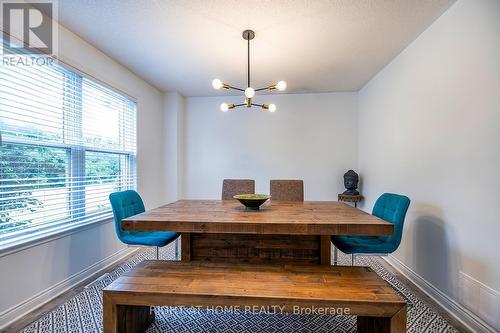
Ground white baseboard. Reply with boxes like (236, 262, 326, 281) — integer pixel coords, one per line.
(0, 247, 138, 329)
(384, 255, 497, 333)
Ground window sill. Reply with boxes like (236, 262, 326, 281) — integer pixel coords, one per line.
(0, 217, 114, 258)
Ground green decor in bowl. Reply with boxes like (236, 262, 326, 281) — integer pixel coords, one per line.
(233, 194, 271, 210)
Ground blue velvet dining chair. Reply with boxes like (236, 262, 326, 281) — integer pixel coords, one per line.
(109, 190, 179, 260)
(332, 193, 410, 265)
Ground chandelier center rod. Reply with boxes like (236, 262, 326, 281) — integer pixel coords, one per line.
(242, 30, 255, 88)
(248, 37, 250, 88)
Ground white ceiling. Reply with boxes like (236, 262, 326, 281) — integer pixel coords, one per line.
(54, 0, 454, 96)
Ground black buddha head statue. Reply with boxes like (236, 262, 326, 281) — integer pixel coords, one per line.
(343, 170, 359, 195)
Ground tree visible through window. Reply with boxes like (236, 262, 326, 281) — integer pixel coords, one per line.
(0, 144, 67, 235)
(0, 57, 137, 248)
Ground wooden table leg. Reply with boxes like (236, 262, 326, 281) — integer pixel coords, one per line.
(103, 293, 155, 333)
(117, 305, 155, 333)
(320, 235, 332, 265)
(357, 305, 407, 333)
(103, 293, 117, 333)
(181, 232, 191, 262)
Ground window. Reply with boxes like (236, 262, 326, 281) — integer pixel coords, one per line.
(0, 56, 137, 249)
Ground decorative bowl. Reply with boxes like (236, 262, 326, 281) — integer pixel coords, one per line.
(233, 194, 271, 210)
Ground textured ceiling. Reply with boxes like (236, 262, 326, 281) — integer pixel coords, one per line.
(54, 0, 454, 96)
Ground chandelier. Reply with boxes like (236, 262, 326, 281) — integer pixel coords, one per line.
(212, 30, 287, 112)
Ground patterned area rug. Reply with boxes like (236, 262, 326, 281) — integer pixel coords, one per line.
(20, 243, 459, 333)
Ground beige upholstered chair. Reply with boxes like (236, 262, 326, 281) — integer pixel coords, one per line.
(269, 180, 304, 201)
(222, 179, 255, 200)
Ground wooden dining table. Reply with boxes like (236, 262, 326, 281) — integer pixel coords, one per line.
(107, 200, 405, 333)
(122, 200, 393, 265)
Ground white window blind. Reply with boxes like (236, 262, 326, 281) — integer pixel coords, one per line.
(0, 54, 137, 248)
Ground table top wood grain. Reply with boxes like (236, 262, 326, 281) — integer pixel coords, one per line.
(122, 200, 393, 236)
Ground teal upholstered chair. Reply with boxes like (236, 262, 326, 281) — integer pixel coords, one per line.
(109, 190, 179, 259)
(332, 193, 410, 265)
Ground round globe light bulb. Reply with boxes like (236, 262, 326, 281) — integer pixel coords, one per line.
(245, 87, 255, 98)
(220, 103, 229, 112)
(268, 104, 277, 112)
(276, 81, 287, 91)
(212, 79, 223, 90)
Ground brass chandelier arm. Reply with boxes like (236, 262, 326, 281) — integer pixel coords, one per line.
(228, 103, 266, 109)
(254, 86, 271, 92)
(255, 83, 279, 92)
(229, 84, 278, 92)
(251, 103, 268, 109)
(224, 85, 245, 92)
(228, 84, 277, 93)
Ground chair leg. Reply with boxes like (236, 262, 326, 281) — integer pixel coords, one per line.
(156, 246, 159, 260)
(351, 254, 355, 266)
(333, 246, 338, 266)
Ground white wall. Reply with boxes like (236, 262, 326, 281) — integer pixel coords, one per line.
(183, 93, 357, 200)
(358, 0, 500, 329)
(163, 92, 185, 203)
(0, 24, 166, 327)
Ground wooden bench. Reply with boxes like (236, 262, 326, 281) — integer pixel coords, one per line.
(103, 261, 407, 333)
